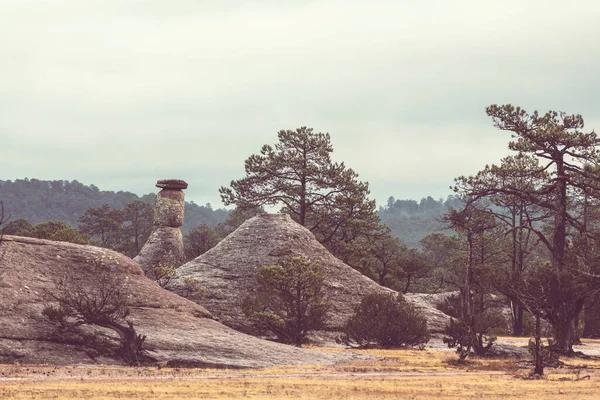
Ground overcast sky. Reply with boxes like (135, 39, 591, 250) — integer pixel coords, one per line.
(1, 1, 599, 208)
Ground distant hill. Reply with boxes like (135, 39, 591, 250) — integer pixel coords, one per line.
(377, 195, 462, 247)
(0, 178, 458, 245)
(0, 178, 228, 233)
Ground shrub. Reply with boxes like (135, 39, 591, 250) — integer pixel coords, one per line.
(522, 311, 535, 336)
(43, 255, 153, 365)
(436, 293, 461, 319)
(443, 310, 506, 360)
(242, 257, 330, 346)
(182, 277, 205, 300)
(343, 292, 429, 348)
(150, 265, 177, 288)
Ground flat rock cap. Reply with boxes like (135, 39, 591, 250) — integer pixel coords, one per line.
(156, 179, 188, 190)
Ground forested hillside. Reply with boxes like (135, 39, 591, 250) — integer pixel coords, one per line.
(0, 179, 228, 232)
(377, 195, 462, 247)
(0, 178, 457, 246)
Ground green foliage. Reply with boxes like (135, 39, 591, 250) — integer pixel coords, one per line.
(453, 104, 600, 352)
(183, 201, 229, 232)
(522, 311, 535, 337)
(150, 265, 178, 289)
(443, 318, 477, 361)
(378, 195, 462, 247)
(440, 293, 507, 359)
(346, 235, 432, 293)
(22, 221, 90, 244)
(42, 304, 69, 326)
(475, 309, 509, 336)
(343, 292, 429, 348)
(183, 224, 220, 261)
(3, 218, 32, 235)
(77, 201, 152, 256)
(43, 256, 153, 365)
(182, 277, 205, 301)
(4, 201, 152, 251)
(0, 202, 90, 245)
(0, 178, 227, 233)
(122, 201, 154, 256)
(419, 233, 465, 292)
(513, 262, 594, 350)
(213, 205, 263, 238)
(398, 248, 433, 293)
(219, 127, 381, 267)
(78, 204, 124, 247)
(443, 310, 507, 360)
(436, 294, 462, 319)
(242, 257, 330, 346)
(527, 336, 558, 371)
(182, 206, 263, 261)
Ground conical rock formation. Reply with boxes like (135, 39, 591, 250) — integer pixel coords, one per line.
(170, 213, 450, 333)
(0, 235, 360, 367)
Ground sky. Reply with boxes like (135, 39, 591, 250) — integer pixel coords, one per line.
(1, 1, 599, 209)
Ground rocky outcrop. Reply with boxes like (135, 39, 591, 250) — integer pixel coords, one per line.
(0, 235, 359, 367)
(170, 213, 450, 334)
(134, 179, 187, 271)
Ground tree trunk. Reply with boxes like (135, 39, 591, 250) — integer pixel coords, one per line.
(134, 227, 140, 253)
(403, 275, 412, 294)
(103, 321, 149, 366)
(299, 147, 307, 226)
(511, 303, 523, 336)
(573, 311, 583, 345)
(553, 316, 575, 355)
(553, 160, 567, 271)
(462, 233, 473, 321)
(533, 315, 544, 376)
(584, 293, 600, 338)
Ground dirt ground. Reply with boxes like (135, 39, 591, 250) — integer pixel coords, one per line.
(1, 337, 600, 399)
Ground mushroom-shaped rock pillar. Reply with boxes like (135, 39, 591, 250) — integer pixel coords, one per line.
(134, 179, 188, 273)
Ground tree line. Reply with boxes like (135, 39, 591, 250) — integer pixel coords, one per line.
(440, 106, 600, 361)
(0, 178, 228, 232)
(217, 112, 600, 373)
(1, 198, 261, 262)
(5, 107, 600, 373)
(378, 195, 463, 247)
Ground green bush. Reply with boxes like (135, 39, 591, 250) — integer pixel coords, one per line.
(242, 257, 330, 346)
(343, 292, 429, 348)
(436, 293, 461, 319)
(443, 310, 506, 359)
(522, 311, 535, 336)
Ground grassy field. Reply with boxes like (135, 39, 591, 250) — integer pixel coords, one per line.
(1, 339, 600, 399)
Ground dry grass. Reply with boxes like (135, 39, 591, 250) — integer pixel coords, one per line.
(2, 341, 600, 399)
(3, 375, 600, 400)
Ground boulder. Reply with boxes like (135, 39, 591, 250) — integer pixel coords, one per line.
(156, 179, 189, 190)
(0, 235, 358, 367)
(134, 179, 187, 270)
(170, 213, 450, 334)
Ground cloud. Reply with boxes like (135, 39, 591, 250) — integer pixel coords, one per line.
(1, 0, 599, 207)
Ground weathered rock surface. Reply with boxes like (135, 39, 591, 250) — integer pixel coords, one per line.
(0, 235, 360, 367)
(134, 227, 185, 271)
(156, 179, 189, 190)
(170, 213, 451, 334)
(403, 292, 457, 332)
(153, 190, 185, 228)
(134, 180, 187, 270)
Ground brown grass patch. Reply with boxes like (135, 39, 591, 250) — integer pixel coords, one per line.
(1, 344, 600, 399)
